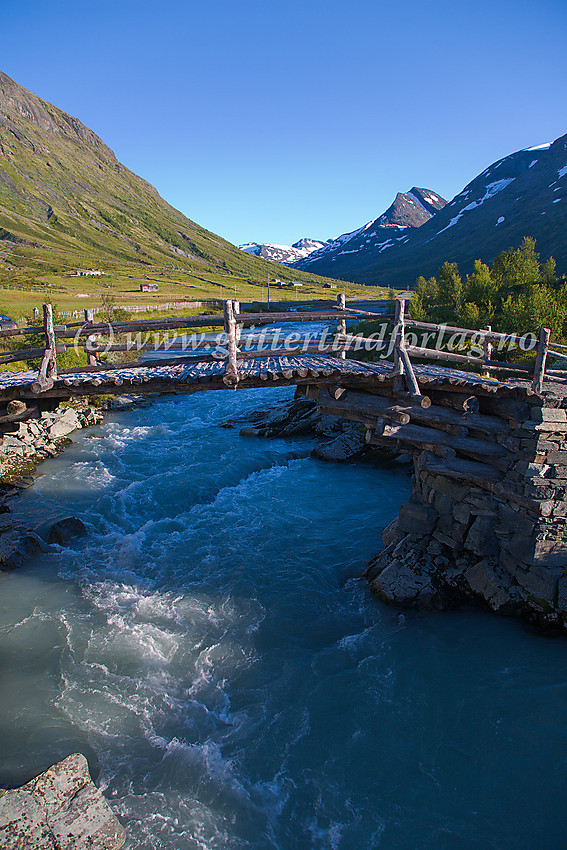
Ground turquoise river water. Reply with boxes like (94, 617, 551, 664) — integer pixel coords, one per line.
(1, 386, 567, 849)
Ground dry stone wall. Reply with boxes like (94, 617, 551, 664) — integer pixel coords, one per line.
(366, 391, 567, 628)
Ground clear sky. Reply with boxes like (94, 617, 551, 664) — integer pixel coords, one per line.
(3, 0, 566, 247)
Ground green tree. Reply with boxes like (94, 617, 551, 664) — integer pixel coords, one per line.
(438, 262, 463, 310)
(460, 301, 481, 329)
(465, 261, 496, 307)
(492, 236, 541, 290)
(408, 294, 426, 320)
(541, 256, 557, 283)
(415, 275, 439, 304)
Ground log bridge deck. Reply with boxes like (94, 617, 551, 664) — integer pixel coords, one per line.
(0, 294, 563, 493)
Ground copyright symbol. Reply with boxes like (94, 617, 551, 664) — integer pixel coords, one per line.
(73, 322, 115, 357)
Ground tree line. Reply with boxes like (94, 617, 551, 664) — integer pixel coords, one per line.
(407, 237, 564, 339)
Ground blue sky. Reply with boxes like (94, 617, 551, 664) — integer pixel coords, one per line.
(3, 0, 566, 246)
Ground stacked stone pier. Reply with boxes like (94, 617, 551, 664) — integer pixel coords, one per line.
(309, 377, 567, 628)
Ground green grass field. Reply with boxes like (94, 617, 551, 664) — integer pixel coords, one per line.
(0, 262, 392, 322)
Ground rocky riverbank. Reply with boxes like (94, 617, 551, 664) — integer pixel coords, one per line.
(0, 393, 162, 568)
(0, 399, 106, 568)
(223, 394, 408, 465)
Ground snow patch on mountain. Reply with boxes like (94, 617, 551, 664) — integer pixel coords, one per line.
(526, 142, 552, 151)
(434, 178, 515, 237)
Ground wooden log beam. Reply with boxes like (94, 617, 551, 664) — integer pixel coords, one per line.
(404, 318, 529, 346)
(406, 344, 532, 373)
(234, 310, 350, 326)
(43, 304, 58, 381)
(395, 391, 431, 408)
(428, 391, 479, 413)
(56, 314, 227, 338)
(86, 342, 225, 353)
(84, 309, 97, 366)
(398, 345, 422, 398)
(336, 294, 347, 360)
(377, 421, 507, 462)
(30, 348, 55, 394)
(318, 389, 411, 426)
(0, 344, 66, 365)
(392, 298, 405, 381)
(479, 397, 531, 422)
(482, 325, 493, 379)
(332, 386, 347, 400)
(366, 429, 457, 459)
(0, 402, 39, 424)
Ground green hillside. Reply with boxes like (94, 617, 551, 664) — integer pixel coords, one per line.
(0, 70, 379, 316)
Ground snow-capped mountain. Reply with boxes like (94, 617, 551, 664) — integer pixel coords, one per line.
(294, 137, 567, 285)
(239, 238, 328, 265)
(295, 188, 446, 274)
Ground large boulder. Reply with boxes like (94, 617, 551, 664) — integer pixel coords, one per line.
(48, 408, 81, 439)
(33, 515, 87, 545)
(0, 753, 126, 849)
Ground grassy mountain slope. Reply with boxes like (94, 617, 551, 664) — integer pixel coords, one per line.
(0, 70, 363, 314)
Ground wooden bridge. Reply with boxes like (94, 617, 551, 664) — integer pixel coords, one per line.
(0, 296, 559, 400)
(0, 294, 563, 481)
(3, 295, 567, 623)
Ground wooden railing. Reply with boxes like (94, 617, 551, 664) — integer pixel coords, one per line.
(0, 297, 353, 392)
(0, 296, 557, 395)
(389, 298, 552, 395)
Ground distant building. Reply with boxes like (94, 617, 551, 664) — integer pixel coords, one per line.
(289, 281, 303, 288)
(323, 283, 337, 289)
(140, 282, 159, 292)
(0, 315, 17, 330)
(76, 269, 103, 276)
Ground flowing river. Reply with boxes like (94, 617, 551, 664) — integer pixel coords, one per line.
(1, 385, 567, 849)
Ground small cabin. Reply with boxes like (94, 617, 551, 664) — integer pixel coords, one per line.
(140, 283, 159, 293)
(76, 269, 102, 276)
(289, 281, 303, 288)
(323, 283, 337, 289)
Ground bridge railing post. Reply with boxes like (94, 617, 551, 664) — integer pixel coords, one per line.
(392, 298, 405, 377)
(335, 293, 347, 360)
(43, 303, 57, 381)
(532, 327, 551, 394)
(84, 308, 98, 366)
(482, 325, 492, 379)
(30, 303, 58, 393)
(233, 300, 242, 348)
(223, 299, 239, 386)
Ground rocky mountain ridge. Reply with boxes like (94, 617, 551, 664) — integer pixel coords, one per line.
(293, 138, 567, 285)
(239, 237, 328, 264)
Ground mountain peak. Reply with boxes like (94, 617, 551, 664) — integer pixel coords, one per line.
(294, 187, 447, 271)
(375, 188, 447, 229)
(0, 69, 115, 159)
